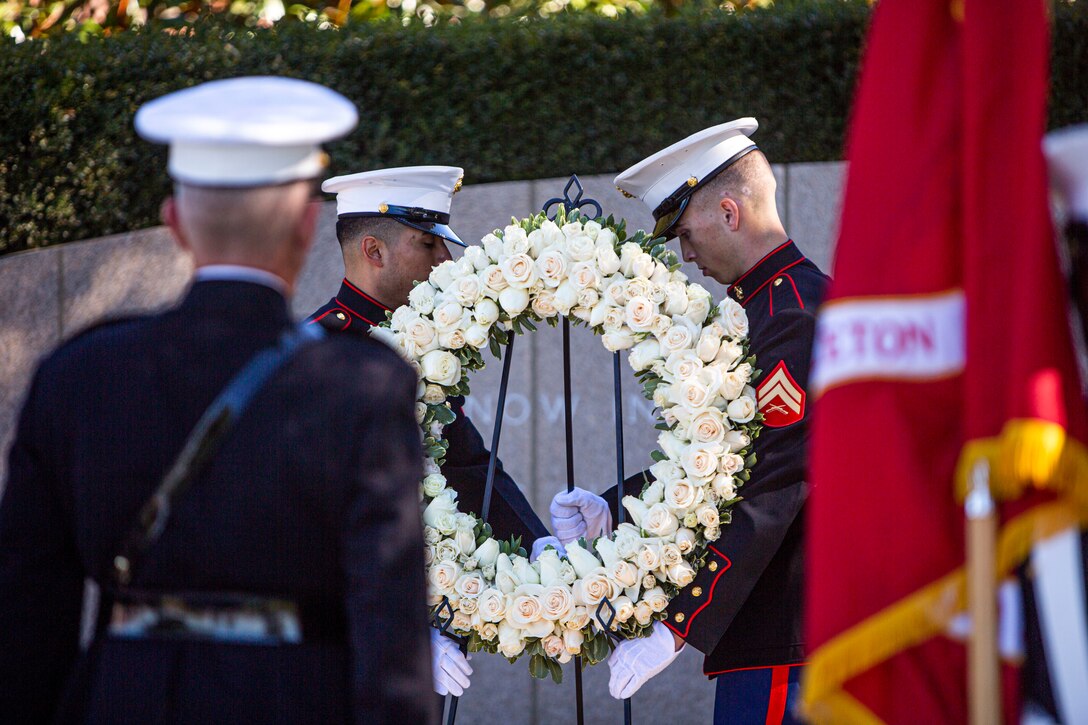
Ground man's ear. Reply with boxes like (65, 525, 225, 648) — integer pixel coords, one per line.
(362, 234, 385, 268)
(161, 197, 190, 253)
(719, 197, 741, 232)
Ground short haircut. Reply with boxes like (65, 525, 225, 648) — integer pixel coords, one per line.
(174, 179, 311, 254)
(335, 216, 406, 249)
(700, 149, 774, 212)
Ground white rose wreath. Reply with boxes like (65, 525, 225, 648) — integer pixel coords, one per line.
(371, 208, 762, 682)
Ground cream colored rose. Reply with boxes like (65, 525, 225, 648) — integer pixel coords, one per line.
(501, 253, 538, 289)
(648, 314, 672, 341)
(628, 338, 661, 373)
(436, 539, 461, 562)
(665, 349, 703, 381)
(497, 622, 526, 657)
(637, 544, 662, 571)
(660, 543, 682, 567)
(478, 588, 507, 623)
(609, 559, 639, 589)
(644, 586, 668, 613)
(632, 253, 656, 279)
(601, 306, 626, 331)
(696, 503, 720, 528)
(626, 277, 652, 300)
(659, 321, 694, 356)
(722, 430, 751, 453)
(481, 233, 503, 262)
(430, 561, 461, 594)
(712, 474, 737, 500)
(566, 233, 596, 262)
(570, 261, 601, 290)
(602, 330, 636, 352)
(432, 300, 463, 331)
(719, 452, 745, 475)
(652, 384, 671, 409)
(402, 316, 438, 355)
(456, 573, 485, 599)
(682, 443, 722, 482)
(459, 596, 479, 616)
(554, 281, 578, 314)
(664, 478, 700, 510)
(531, 289, 559, 318)
(634, 601, 654, 626)
(663, 281, 689, 315)
(423, 545, 436, 566)
(604, 276, 629, 306)
(573, 570, 614, 606)
(464, 323, 489, 349)
(451, 275, 483, 307)
(499, 286, 530, 315)
(648, 460, 683, 486)
(541, 584, 574, 621)
(562, 627, 585, 655)
(667, 561, 696, 587)
(438, 328, 466, 350)
(422, 383, 445, 405)
(415, 402, 428, 425)
(576, 288, 599, 310)
(420, 350, 461, 387)
(727, 396, 757, 423)
(536, 249, 570, 288)
(481, 266, 509, 298)
(717, 297, 749, 338)
(429, 262, 455, 291)
(542, 634, 565, 659)
(596, 245, 621, 275)
(673, 378, 713, 412)
(696, 329, 722, 363)
(642, 503, 679, 537)
(642, 573, 658, 590)
(624, 296, 657, 332)
(623, 496, 650, 527)
(691, 408, 727, 444)
(704, 525, 721, 541)
(612, 595, 635, 624)
(685, 292, 712, 326)
(675, 527, 697, 554)
(719, 369, 748, 400)
(507, 583, 545, 628)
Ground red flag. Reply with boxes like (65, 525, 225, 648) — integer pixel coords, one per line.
(802, 0, 1088, 722)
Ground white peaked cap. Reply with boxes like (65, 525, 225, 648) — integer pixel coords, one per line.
(615, 118, 759, 238)
(1045, 124, 1088, 220)
(323, 166, 467, 247)
(135, 76, 358, 187)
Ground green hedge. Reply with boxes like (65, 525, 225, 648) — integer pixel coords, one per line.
(1, 2, 1086, 254)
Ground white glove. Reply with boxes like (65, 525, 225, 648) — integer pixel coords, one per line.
(530, 535, 567, 561)
(431, 629, 472, 697)
(550, 487, 612, 545)
(608, 621, 684, 699)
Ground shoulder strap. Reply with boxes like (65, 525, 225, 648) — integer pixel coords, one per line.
(110, 323, 325, 589)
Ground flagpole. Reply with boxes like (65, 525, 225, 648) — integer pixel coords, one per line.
(965, 460, 1000, 725)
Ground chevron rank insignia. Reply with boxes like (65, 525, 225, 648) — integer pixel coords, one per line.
(756, 361, 806, 428)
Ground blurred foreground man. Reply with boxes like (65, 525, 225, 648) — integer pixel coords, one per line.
(309, 167, 555, 702)
(550, 119, 828, 723)
(0, 77, 434, 724)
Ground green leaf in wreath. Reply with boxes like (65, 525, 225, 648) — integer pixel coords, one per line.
(744, 452, 757, 468)
(650, 450, 667, 462)
(489, 336, 502, 360)
(547, 658, 564, 684)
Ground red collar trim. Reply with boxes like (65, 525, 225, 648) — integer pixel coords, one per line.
(729, 239, 793, 291)
(342, 278, 391, 311)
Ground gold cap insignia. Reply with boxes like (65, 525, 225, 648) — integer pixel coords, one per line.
(378, 203, 389, 214)
(617, 187, 635, 199)
(687, 176, 698, 187)
(453, 175, 464, 193)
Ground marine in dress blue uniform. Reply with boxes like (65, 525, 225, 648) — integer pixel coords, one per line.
(0, 78, 435, 724)
(306, 167, 548, 548)
(552, 120, 829, 724)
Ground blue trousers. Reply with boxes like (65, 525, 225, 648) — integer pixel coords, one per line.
(712, 665, 805, 725)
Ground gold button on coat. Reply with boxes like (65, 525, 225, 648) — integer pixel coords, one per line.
(335, 312, 346, 320)
(674, 612, 685, 623)
(708, 561, 718, 572)
(774, 277, 783, 286)
(691, 587, 703, 598)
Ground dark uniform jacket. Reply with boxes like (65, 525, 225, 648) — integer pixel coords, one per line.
(308, 279, 548, 545)
(609, 240, 829, 676)
(0, 280, 435, 724)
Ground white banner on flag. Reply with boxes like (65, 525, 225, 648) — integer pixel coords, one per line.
(811, 290, 965, 396)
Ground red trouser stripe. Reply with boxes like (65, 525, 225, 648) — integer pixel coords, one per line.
(764, 666, 790, 725)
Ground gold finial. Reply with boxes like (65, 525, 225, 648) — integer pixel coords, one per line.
(687, 176, 698, 187)
(378, 203, 389, 214)
(617, 186, 635, 199)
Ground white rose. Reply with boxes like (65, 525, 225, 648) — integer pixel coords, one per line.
(582, 220, 602, 240)
(685, 293, 712, 326)
(455, 529, 478, 557)
(719, 452, 746, 475)
(642, 503, 679, 537)
(541, 585, 575, 621)
(659, 320, 695, 355)
(682, 443, 722, 482)
(430, 561, 461, 593)
(423, 383, 446, 405)
(570, 261, 601, 291)
(512, 557, 541, 585)
(564, 541, 602, 579)
(717, 297, 749, 338)
(663, 281, 689, 315)
(609, 559, 639, 589)
(423, 473, 447, 497)
(422, 493, 458, 533)
(420, 350, 461, 387)
(624, 296, 657, 332)
(576, 288, 599, 311)
(660, 543, 683, 567)
(667, 561, 696, 587)
(566, 233, 596, 262)
(462, 244, 490, 271)
(673, 377, 713, 412)
(451, 275, 484, 307)
(628, 338, 662, 372)
(712, 474, 737, 502)
(602, 330, 636, 352)
(573, 570, 614, 606)
(481, 233, 503, 261)
(497, 622, 526, 657)
(604, 276, 629, 306)
(456, 573, 485, 599)
(502, 225, 531, 256)
(634, 601, 654, 626)
(464, 323, 489, 349)
(696, 503, 720, 528)
(626, 277, 653, 300)
(665, 349, 703, 381)
(481, 265, 509, 298)
(436, 538, 461, 562)
(478, 588, 508, 623)
(475, 298, 500, 326)
(532, 289, 559, 318)
(648, 459, 683, 486)
(596, 245, 621, 275)
(657, 430, 686, 460)
(649, 314, 673, 340)
(696, 329, 722, 363)
(438, 328, 466, 350)
(552, 280, 578, 315)
(499, 286, 530, 316)
(690, 408, 727, 444)
(611, 595, 635, 625)
(637, 544, 662, 571)
(601, 306, 626, 331)
(719, 369, 748, 400)
(644, 586, 669, 613)
(727, 396, 757, 423)
(429, 262, 456, 291)
(433, 300, 464, 331)
(562, 627, 585, 655)
(618, 242, 642, 276)
(536, 249, 570, 288)
(623, 496, 650, 527)
(409, 282, 438, 315)
(664, 479, 700, 510)
(475, 539, 501, 569)
(542, 634, 565, 659)
(632, 253, 656, 279)
(507, 583, 545, 628)
(675, 527, 697, 554)
(501, 253, 538, 289)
